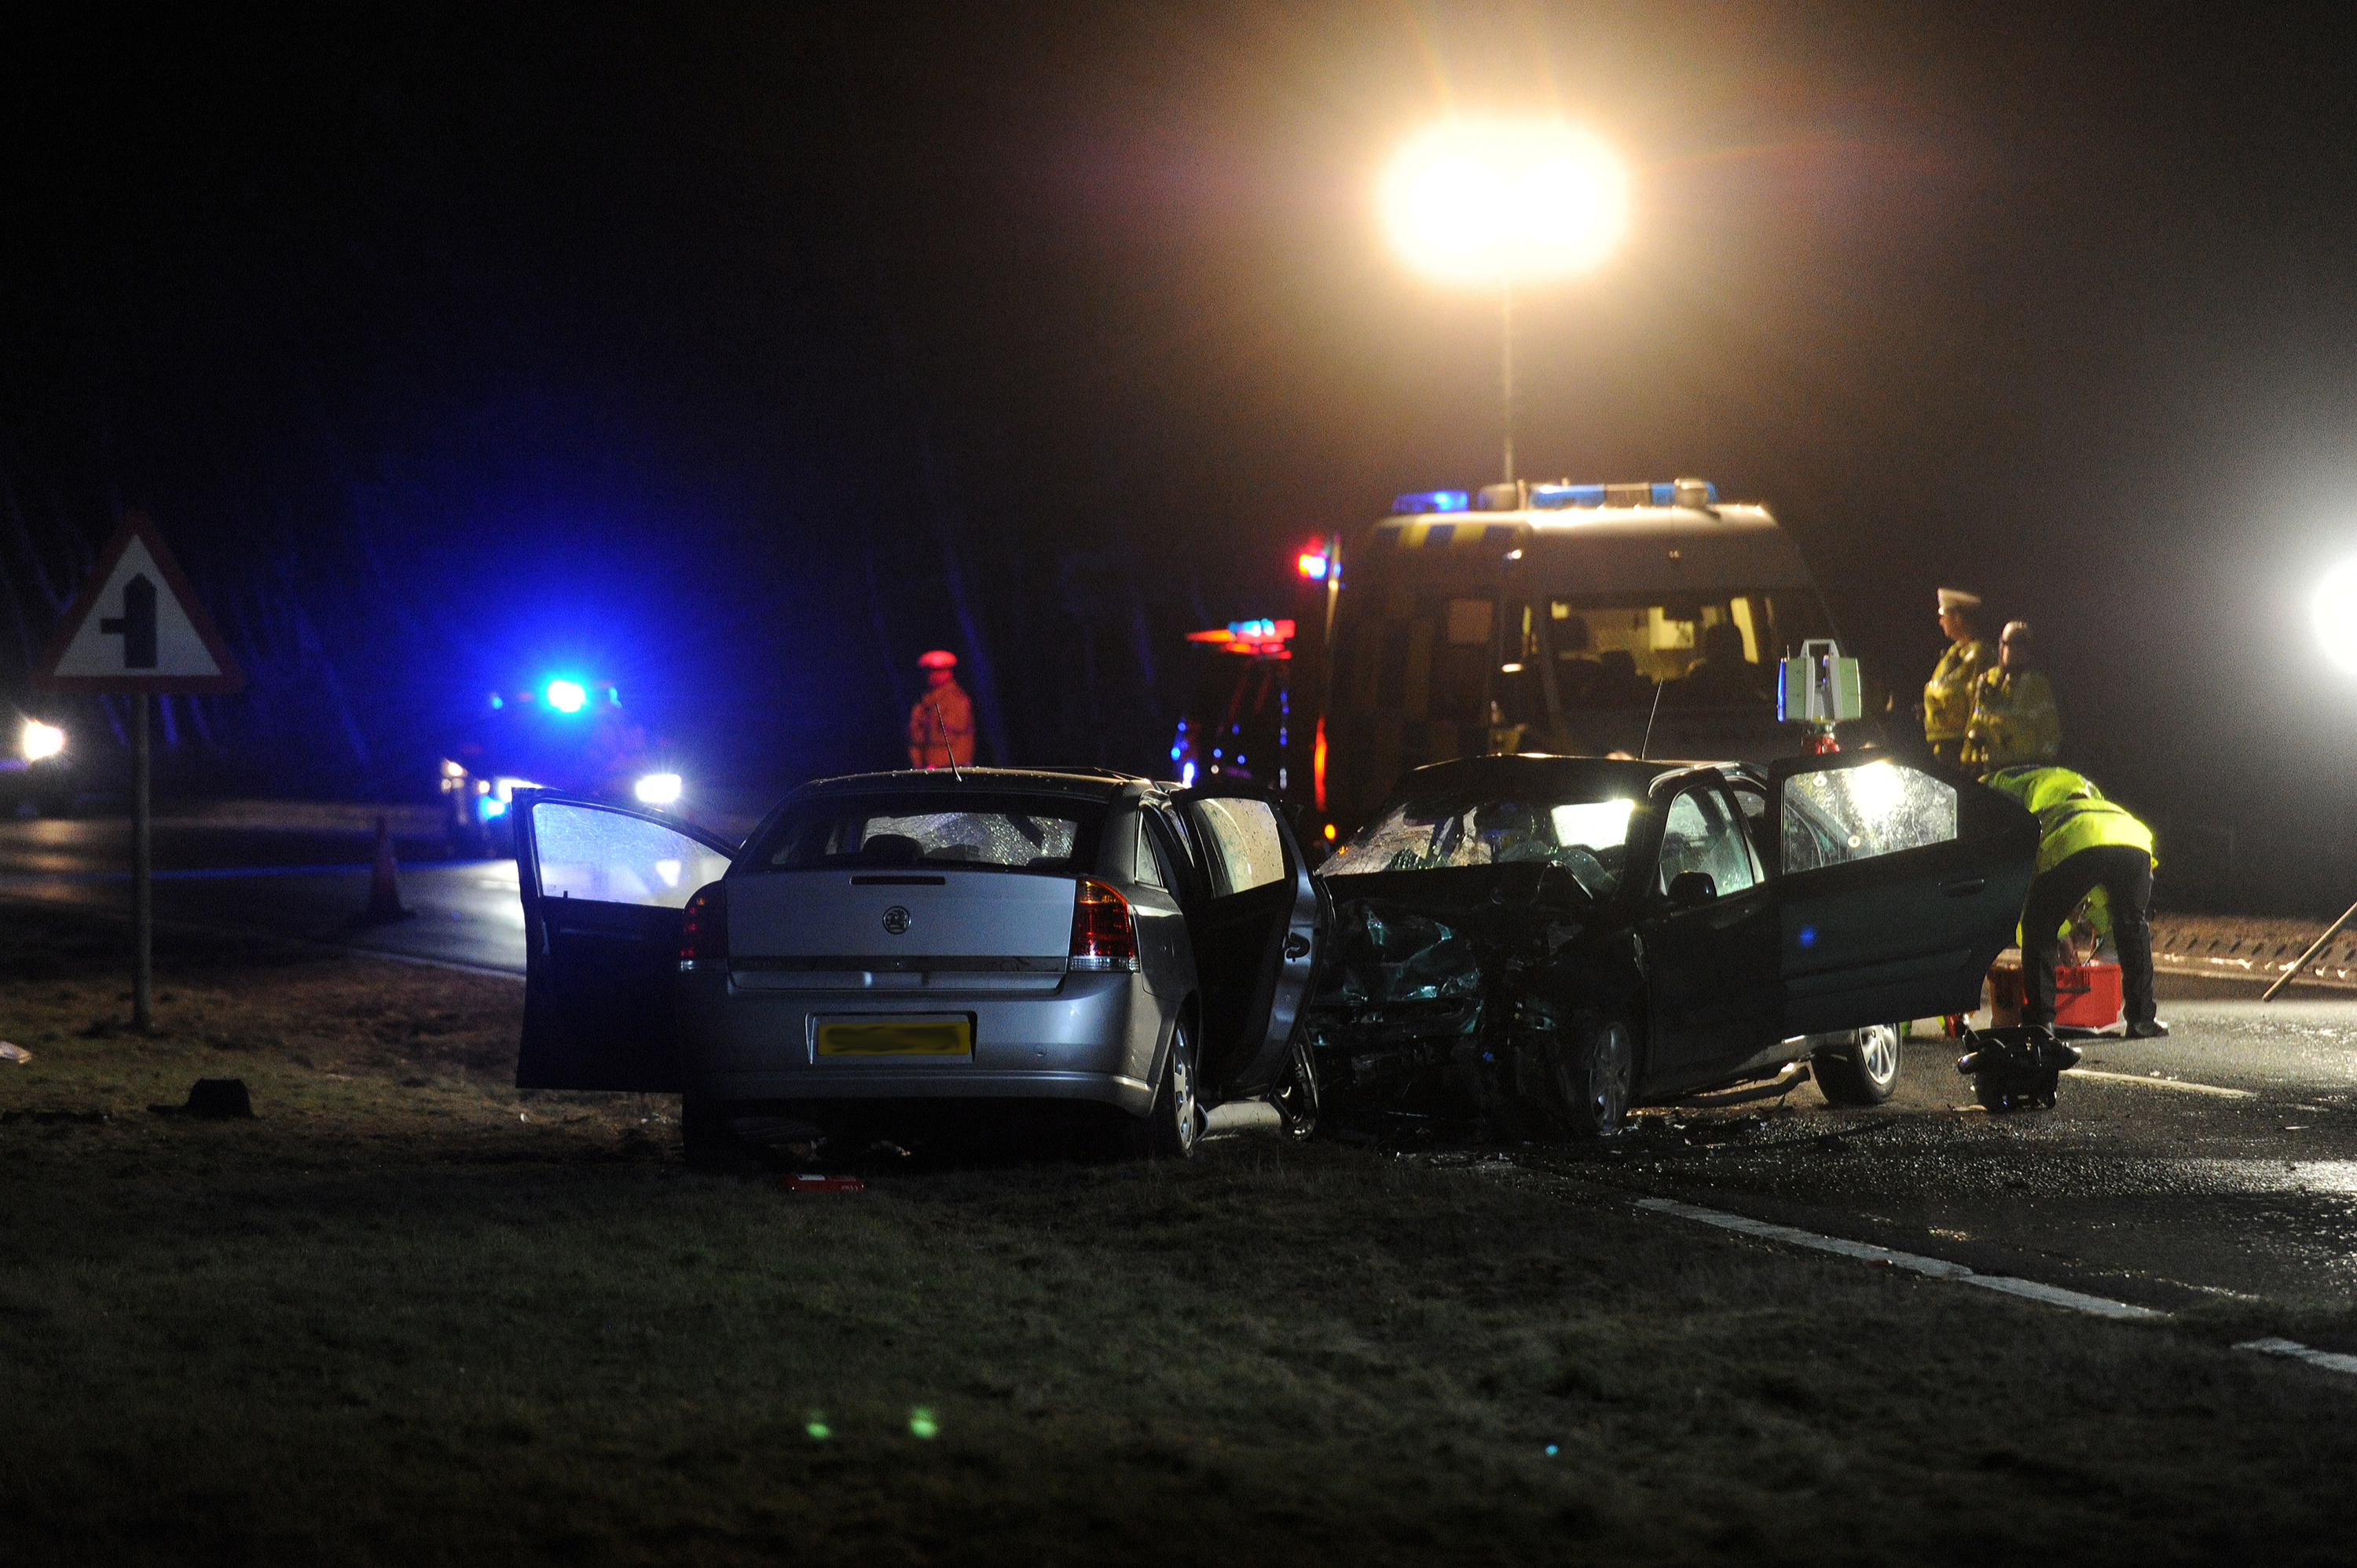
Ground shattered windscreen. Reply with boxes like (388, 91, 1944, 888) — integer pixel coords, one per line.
(1782, 761, 1957, 872)
(753, 792, 1102, 876)
(1327, 790, 1638, 894)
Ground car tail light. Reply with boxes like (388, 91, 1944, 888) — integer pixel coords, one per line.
(679, 881, 728, 972)
(1069, 879, 1139, 972)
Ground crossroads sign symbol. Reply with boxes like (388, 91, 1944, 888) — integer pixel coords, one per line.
(33, 511, 244, 694)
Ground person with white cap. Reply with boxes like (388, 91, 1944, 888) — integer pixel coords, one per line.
(907, 650, 977, 770)
(1922, 588, 1993, 768)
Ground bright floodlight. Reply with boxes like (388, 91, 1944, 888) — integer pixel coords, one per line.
(1382, 121, 1629, 283)
(2315, 558, 2357, 675)
(20, 720, 63, 761)
(544, 679, 588, 714)
(634, 772, 682, 805)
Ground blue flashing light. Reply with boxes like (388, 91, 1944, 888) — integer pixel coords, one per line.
(1392, 489, 1470, 515)
(1228, 618, 1279, 639)
(1180, 760, 1197, 788)
(607, 687, 620, 705)
(1798, 925, 1817, 949)
(479, 796, 508, 820)
(544, 679, 588, 715)
(1171, 746, 1183, 761)
(488, 693, 504, 709)
(1529, 479, 1721, 509)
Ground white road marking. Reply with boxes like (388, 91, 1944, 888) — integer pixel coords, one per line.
(1634, 1196, 2357, 1376)
(1635, 1196, 2163, 1317)
(2236, 1338, 2357, 1377)
(2062, 1068, 2256, 1099)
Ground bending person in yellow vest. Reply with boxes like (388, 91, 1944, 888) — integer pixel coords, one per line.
(1985, 766, 2165, 1037)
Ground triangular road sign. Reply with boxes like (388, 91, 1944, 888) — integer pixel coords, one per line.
(32, 511, 246, 693)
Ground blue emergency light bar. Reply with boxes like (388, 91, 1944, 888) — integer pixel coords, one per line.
(1394, 481, 1718, 515)
(1530, 480, 1719, 508)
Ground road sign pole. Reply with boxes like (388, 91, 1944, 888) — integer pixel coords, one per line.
(132, 694, 152, 1031)
(29, 512, 245, 1035)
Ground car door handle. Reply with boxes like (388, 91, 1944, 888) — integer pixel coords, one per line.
(1941, 877, 1987, 897)
(1284, 933, 1311, 960)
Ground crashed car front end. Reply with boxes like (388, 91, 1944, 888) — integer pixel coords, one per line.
(1307, 863, 1650, 1138)
(1303, 760, 1669, 1139)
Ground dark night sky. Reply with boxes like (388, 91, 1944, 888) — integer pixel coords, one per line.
(5, 5, 2357, 899)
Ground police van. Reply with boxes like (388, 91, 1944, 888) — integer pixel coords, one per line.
(1297, 477, 1872, 835)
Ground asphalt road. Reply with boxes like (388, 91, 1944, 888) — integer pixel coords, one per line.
(0, 816, 527, 974)
(1538, 993, 2357, 1312)
(10, 812, 2356, 1313)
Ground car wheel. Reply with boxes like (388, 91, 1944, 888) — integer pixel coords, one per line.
(681, 1095, 760, 1173)
(1550, 1013, 1634, 1139)
(1127, 1017, 1204, 1161)
(1268, 1027, 1319, 1141)
(1814, 1024, 1901, 1105)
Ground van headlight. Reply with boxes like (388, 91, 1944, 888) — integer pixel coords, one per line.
(21, 722, 64, 762)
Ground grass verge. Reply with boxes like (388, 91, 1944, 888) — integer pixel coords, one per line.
(2, 907, 2354, 1565)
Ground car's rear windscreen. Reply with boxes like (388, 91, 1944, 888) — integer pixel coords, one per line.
(750, 791, 1106, 877)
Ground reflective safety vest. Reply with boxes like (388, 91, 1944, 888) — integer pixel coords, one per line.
(1923, 639, 1993, 743)
(1985, 767, 2154, 875)
(1961, 666, 2061, 773)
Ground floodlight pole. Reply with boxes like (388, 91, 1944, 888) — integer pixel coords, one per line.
(1499, 277, 1516, 483)
(132, 694, 152, 1031)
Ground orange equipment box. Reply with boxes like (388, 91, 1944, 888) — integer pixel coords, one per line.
(2053, 962, 2124, 1029)
(1985, 951, 2123, 1030)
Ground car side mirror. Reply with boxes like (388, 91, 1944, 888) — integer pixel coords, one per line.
(1666, 870, 1717, 908)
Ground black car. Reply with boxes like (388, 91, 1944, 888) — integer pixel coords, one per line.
(1303, 750, 2036, 1137)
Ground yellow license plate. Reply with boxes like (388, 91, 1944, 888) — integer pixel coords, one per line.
(816, 1018, 973, 1057)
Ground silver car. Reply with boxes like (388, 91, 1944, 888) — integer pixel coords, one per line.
(511, 769, 1325, 1161)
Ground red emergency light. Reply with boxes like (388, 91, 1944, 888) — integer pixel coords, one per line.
(1186, 618, 1295, 657)
(1296, 534, 1338, 581)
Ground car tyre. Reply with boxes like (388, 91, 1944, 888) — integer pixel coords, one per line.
(1126, 1017, 1204, 1161)
(681, 1094, 761, 1173)
(1550, 1012, 1634, 1139)
(1268, 1027, 1319, 1141)
(1814, 1024, 1901, 1105)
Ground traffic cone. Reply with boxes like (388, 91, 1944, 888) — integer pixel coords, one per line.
(361, 815, 414, 924)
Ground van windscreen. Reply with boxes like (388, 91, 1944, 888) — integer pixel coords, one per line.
(1332, 588, 1830, 724)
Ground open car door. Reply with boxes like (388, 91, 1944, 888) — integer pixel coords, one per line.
(1168, 786, 1324, 1098)
(515, 792, 738, 1091)
(1769, 753, 2036, 1035)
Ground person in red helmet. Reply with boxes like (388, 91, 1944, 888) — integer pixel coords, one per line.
(907, 650, 977, 769)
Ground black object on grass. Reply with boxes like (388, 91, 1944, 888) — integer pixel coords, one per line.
(149, 1078, 255, 1119)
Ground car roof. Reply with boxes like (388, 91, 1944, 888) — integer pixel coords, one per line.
(787, 767, 1146, 805)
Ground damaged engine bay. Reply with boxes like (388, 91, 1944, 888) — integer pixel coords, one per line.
(1301, 859, 1651, 1141)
